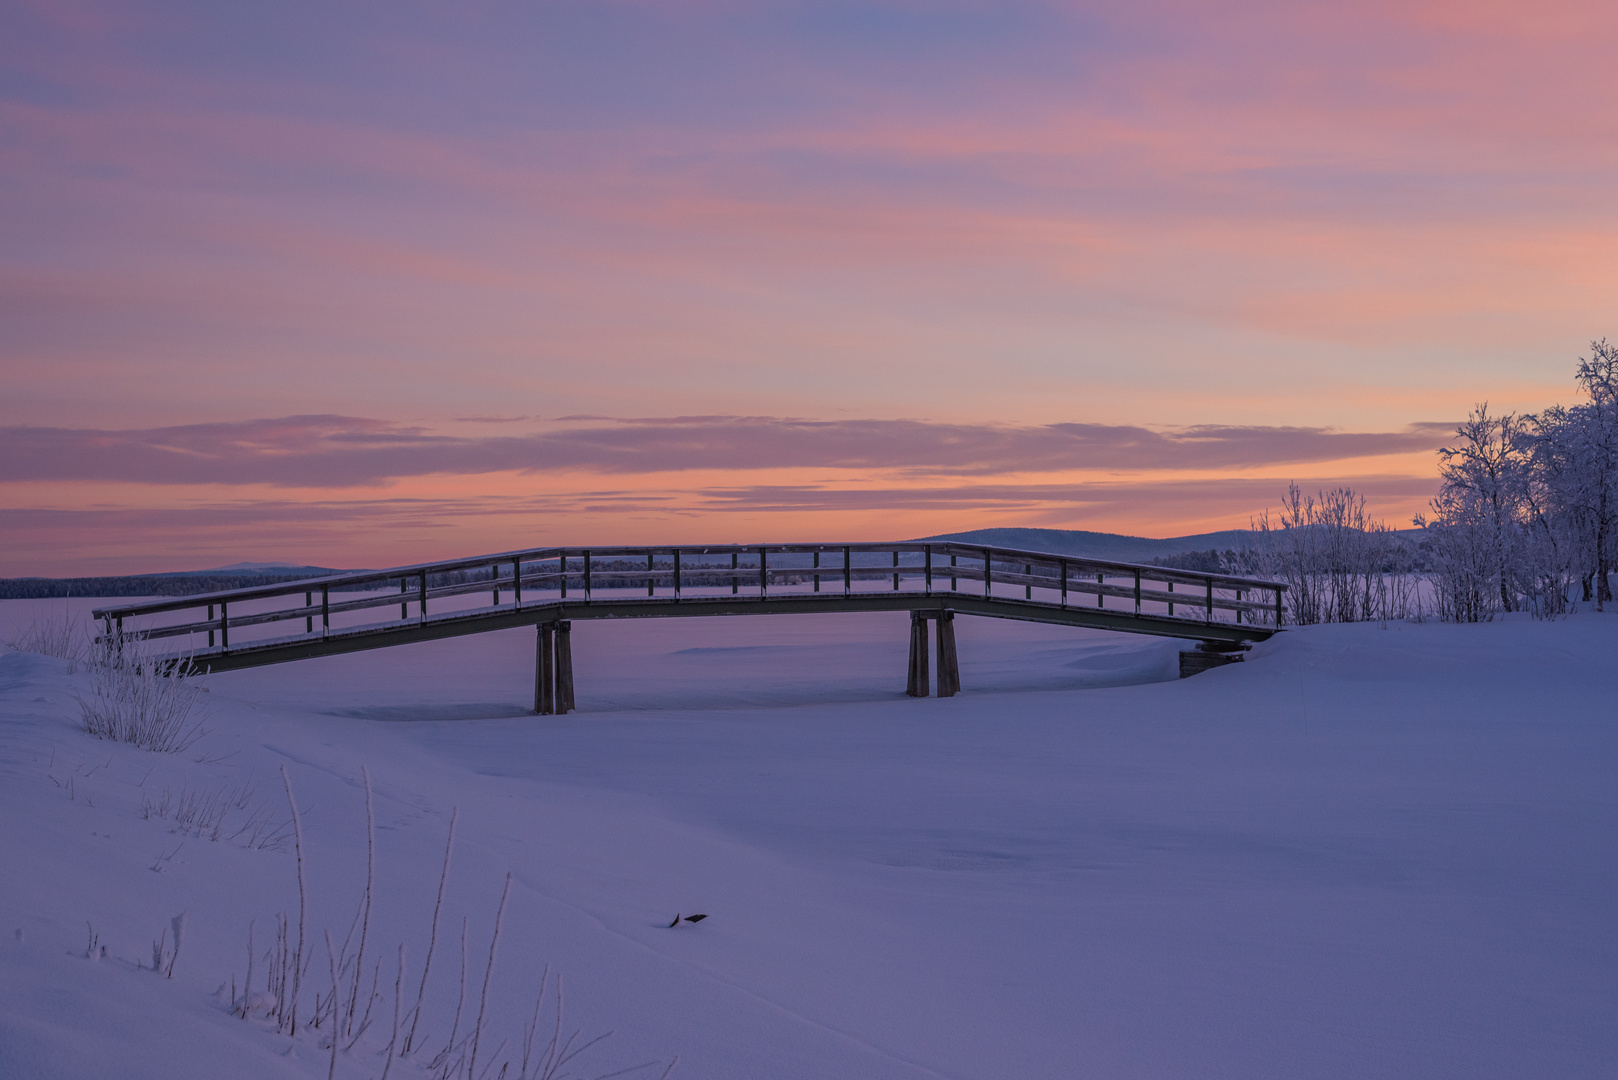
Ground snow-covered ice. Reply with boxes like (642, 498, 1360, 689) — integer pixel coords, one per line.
(1, 601, 1615, 1078)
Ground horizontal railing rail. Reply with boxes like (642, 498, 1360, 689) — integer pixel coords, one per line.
(93, 541, 1287, 660)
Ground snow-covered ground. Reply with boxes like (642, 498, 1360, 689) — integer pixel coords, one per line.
(1, 600, 1614, 1079)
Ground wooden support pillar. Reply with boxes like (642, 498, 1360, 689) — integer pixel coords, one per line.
(535, 622, 555, 715)
(935, 610, 960, 698)
(906, 611, 930, 697)
(555, 621, 574, 714)
(535, 620, 575, 715)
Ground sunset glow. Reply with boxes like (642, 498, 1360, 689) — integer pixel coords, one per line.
(5, 1, 1616, 573)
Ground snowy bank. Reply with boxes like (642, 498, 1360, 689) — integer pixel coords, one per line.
(1, 604, 1614, 1079)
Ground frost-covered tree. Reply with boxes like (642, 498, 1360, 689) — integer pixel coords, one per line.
(1569, 339, 1618, 604)
(1418, 339, 1618, 620)
(1419, 405, 1530, 619)
(1521, 404, 1593, 614)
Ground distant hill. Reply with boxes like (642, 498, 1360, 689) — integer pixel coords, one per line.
(186, 561, 348, 576)
(915, 527, 1262, 564)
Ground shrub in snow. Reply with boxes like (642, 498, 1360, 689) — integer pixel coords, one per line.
(74, 635, 208, 753)
(4, 606, 88, 669)
(1236, 484, 1418, 625)
(141, 776, 293, 850)
(237, 770, 677, 1080)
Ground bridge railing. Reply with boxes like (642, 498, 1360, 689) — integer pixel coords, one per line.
(92, 542, 1286, 656)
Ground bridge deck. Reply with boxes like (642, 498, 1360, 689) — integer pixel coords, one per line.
(93, 542, 1286, 681)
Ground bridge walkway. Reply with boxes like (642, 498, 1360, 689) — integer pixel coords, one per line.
(93, 541, 1286, 711)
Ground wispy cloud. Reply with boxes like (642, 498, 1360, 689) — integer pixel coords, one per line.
(0, 415, 1453, 487)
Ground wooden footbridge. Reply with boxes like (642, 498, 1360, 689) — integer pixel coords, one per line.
(93, 542, 1286, 712)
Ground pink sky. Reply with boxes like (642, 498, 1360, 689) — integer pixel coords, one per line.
(4, 1, 1616, 574)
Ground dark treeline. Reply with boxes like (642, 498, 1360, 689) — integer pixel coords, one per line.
(0, 574, 335, 600)
(1150, 549, 1235, 574)
(1, 561, 860, 601)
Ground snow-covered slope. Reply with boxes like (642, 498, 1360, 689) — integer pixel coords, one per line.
(1, 602, 1614, 1079)
(915, 526, 1262, 562)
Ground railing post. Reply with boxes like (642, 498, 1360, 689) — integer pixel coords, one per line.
(951, 553, 958, 591)
(418, 572, 427, 623)
(1024, 563, 1031, 600)
(400, 577, 408, 620)
(1134, 570, 1142, 614)
(584, 550, 593, 600)
(492, 565, 500, 607)
(322, 586, 330, 636)
(1205, 578, 1214, 622)
(925, 547, 932, 594)
(207, 604, 215, 648)
(813, 550, 821, 593)
(1276, 587, 1284, 627)
(1236, 588, 1243, 624)
(1059, 560, 1067, 608)
(760, 547, 768, 597)
(514, 560, 523, 607)
(892, 549, 899, 591)
(305, 592, 313, 634)
(984, 548, 992, 599)
(731, 551, 739, 594)
(559, 552, 568, 600)
(673, 549, 681, 600)
(647, 553, 655, 597)
(219, 601, 229, 651)
(1097, 573, 1104, 608)
(1168, 580, 1175, 616)
(844, 546, 851, 596)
